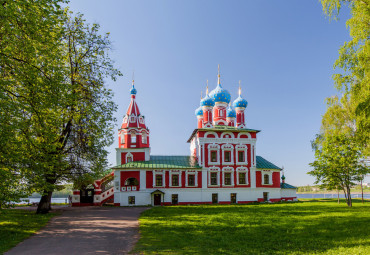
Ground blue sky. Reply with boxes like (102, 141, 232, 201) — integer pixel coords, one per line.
(68, 0, 357, 186)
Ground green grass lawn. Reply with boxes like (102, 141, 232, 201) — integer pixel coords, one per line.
(133, 199, 370, 255)
(0, 209, 57, 253)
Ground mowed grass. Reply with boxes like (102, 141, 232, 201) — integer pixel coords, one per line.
(134, 199, 370, 255)
(0, 209, 57, 253)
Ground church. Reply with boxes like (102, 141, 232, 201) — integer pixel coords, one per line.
(72, 68, 297, 206)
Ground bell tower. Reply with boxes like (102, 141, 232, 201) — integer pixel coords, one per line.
(116, 81, 150, 165)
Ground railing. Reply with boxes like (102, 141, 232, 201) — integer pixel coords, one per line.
(100, 187, 115, 204)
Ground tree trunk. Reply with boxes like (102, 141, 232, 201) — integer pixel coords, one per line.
(361, 179, 364, 204)
(346, 186, 352, 207)
(36, 190, 53, 214)
(337, 188, 340, 204)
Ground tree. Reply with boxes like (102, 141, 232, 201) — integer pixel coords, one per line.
(309, 1, 370, 206)
(320, 0, 370, 156)
(309, 134, 368, 207)
(0, 1, 121, 213)
(0, 0, 67, 208)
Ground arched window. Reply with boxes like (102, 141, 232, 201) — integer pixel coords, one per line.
(121, 134, 125, 144)
(264, 174, 269, 184)
(219, 109, 223, 117)
(127, 156, 133, 163)
(125, 178, 139, 186)
(142, 132, 147, 144)
(131, 132, 136, 143)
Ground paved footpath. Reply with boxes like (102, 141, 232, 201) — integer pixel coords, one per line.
(6, 206, 149, 255)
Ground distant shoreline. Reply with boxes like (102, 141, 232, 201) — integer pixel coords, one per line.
(297, 192, 370, 194)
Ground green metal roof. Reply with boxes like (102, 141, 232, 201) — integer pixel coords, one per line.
(112, 155, 201, 170)
(280, 183, 297, 189)
(256, 156, 282, 170)
(113, 155, 281, 171)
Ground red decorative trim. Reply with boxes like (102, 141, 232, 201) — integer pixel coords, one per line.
(178, 202, 213, 205)
(269, 198, 281, 202)
(72, 203, 94, 207)
(114, 203, 120, 206)
(73, 190, 80, 195)
(218, 201, 231, 205)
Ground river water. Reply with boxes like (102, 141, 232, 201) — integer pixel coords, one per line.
(18, 197, 70, 204)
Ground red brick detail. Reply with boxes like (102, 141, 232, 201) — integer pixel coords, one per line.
(73, 190, 80, 195)
(72, 203, 94, 207)
(218, 201, 231, 205)
(269, 198, 281, 202)
(146, 171, 153, 188)
(121, 152, 146, 164)
(256, 171, 281, 188)
(120, 171, 140, 191)
(178, 202, 213, 205)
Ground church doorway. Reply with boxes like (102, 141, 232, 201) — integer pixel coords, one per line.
(151, 190, 165, 206)
(154, 194, 161, 205)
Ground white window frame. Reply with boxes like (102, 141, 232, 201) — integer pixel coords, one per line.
(139, 117, 144, 124)
(120, 133, 125, 144)
(261, 170, 273, 185)
(130, 131, 137, 144)
(221, 144, 234, 165)
(236, 144, 248, 165)
(208, 144, 220, 165)
(222, 167, 234, 186)
(153, 170, 165, 188)
(185, 171, 198, 187)
(123, 116, 128, 123)
(208, 167, 220, 187)
(125, 152, 133, 163)
(141, 132, 147, 144)
(130, 116, 136, 123)
(236, 167, 248, 185)
(169, 170, 182, 187)
(220, 132, 235, 139)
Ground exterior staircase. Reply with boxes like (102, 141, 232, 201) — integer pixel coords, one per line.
(72, 171, 115, 206)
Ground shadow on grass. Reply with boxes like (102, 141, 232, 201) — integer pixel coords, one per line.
(134, 201, 370, 254)
(0, 209, 56, 253)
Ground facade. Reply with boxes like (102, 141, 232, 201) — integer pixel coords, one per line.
(72, 71, 297, 206)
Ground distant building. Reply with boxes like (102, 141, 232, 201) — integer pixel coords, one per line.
(72, 68, 297, 206)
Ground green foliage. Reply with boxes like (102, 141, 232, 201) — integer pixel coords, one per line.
(133, 202, 370, 255)
(0, 0, 121, 212)
(311, 0, 370, 206)
(0, 209, 57, 253)
(320, 0, 370, 155)
(309, 134, 369, 206)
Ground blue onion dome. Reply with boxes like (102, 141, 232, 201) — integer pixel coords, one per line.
(233, 95, 248, 108)
(130, 84, 137, 95)
(227, 105, 236, 118)
(195, 106, 203, 116)
(209, 84, 231, 104)
(200, 94, 215, 107)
